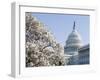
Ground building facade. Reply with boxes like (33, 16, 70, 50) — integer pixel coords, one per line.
(78, 44, 89, 64)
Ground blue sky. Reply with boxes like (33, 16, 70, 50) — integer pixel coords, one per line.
(32, 13, 89, 46)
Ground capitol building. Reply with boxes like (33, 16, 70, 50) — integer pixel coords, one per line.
(64, 21, 89, 65)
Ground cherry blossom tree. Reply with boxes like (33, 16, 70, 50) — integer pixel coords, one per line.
(25, 12, 65, 67)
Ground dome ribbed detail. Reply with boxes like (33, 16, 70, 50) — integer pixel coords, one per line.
(66, 30, 82, 48)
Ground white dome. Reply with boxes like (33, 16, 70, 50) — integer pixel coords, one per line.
(66, 29, 83, 48)
(64, 22, 82, 55)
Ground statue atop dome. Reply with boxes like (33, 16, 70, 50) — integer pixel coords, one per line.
(73, 21, 76, 31)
